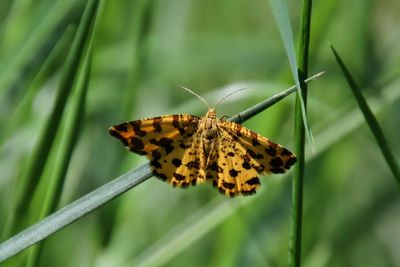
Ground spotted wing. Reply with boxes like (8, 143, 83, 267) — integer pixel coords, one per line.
(207, 120, 296, 197)
(109, 114, 205, 187)
(218, 120, 297, 175)
(205, 131, 263, 197)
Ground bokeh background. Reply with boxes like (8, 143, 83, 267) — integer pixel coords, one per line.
(0, 0, 399, 266)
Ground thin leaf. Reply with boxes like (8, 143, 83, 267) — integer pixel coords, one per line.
(2, 0, 100, 240)
(330, 44, 400, 186)
(269, 0, 314, 146)
(25, 27, 95, 267)
(0, 164, 153, 263)
(289, 0, 313, 267)
(231, 72, 323, 124)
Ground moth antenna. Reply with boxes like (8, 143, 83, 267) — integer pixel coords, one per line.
(213, 87, 248, 109)
(178, 86, 210, 109)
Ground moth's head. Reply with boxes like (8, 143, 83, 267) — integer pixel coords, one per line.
(205, 108, 217, 118)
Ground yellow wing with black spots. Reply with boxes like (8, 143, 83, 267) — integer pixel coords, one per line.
(109, 114, 204, 187)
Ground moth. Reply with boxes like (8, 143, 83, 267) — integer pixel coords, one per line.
(109, 88, 296, 197)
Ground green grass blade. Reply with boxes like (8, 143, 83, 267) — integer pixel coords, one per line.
(330, 44, 400, 186)
(269, 0, 314, 146)
(2, 0, 100, 240)
(290, 1, 313, 267)
(231, 72, 323, 124)
(0, 164, 153, 263)
(25, 31, 95, 267)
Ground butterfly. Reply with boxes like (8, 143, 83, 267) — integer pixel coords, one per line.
(109, 88, 296, 197)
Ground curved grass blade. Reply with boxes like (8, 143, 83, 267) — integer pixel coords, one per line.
(25, 32, 95, 267)
(0, 164, 153, 263)
(231, 72, 323, 124)
(330, 44, 400, 186)
(269, 0, 314, 147)
(2, 0, 101, 241)
(0, 76, 320, 263)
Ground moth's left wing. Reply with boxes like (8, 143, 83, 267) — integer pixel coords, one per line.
(109, 114, 205, 187)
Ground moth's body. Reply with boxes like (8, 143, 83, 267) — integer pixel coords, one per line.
(197, 108, 219, 171)
(109, 108, 296, 197)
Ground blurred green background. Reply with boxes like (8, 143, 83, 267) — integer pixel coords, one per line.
(0, 0, 399, 266)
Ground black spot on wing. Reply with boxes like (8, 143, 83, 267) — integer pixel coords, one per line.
(270, 157, 284, 168)
(180, 182, 189, 188)
(245, 177, 260, 186)
(149, 137, 174, 154)
(250, 132, 260, 146)
(285, 157, 297, 169)
(247, 148, 264, 159)
(229, 169, 239, 178)
(178, 128, 186, 135)
(172, 115, 180, 128)
(208, 162, 222, 173)
(129, 137, 146, 155)
(222, 181, 235, 189)
(130, 121, 147, 136)
(114, 123, 128, 132)
(130, 137, 144, 149)
(242, 188, 256, 196)
(172, 158, 182, 167)
(186, 160, 200, 169)
(151, 150, 162, 160)
(179, 143, 189, 149)
(242, 161, 251, 170)
(281, 147, 293, 156)
(109, 128, 129, 146)
(270, 168, 285, 174)
(265, 146, 276, 156)
(150, 160, 162, 169)
(152, 117, 162, 132)
(173, 173, 185, 181)
(153, 170, 168, 181)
